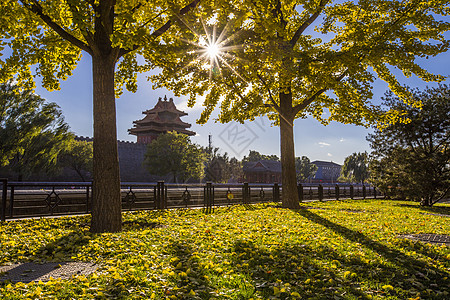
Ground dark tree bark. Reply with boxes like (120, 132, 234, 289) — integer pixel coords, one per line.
(90, 54, 122, 233)
(279, 92, 300, 209)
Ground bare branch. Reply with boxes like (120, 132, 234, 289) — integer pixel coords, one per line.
(20, 0, 92, 55)
(290, 0, 328, 47)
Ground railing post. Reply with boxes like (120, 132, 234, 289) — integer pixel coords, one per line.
(204, 182, 213, 213)
(318, 184, 323, 201)
(350, 185, 354, 199)
(182, 186, 191, 208)
(9, 186, 14, 218)
(243, 182, 250, 204)
(153, 185, 157, 209)
(363, 185, 366, 199)
(246, 183, 250, 203)
(85, 185, 90, 214)
(297, 183, 303, 202)
(335, 184, 340, 201)
(164, 185, 168, 209)
(273, 183, 280, 203)
(1, 179, 7, 222)
(373, 186, 377, 199)
(157, 181, 165, 209)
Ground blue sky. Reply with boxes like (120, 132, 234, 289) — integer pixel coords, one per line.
(33, 46, 449, 165)
(1, 2, 448, 165)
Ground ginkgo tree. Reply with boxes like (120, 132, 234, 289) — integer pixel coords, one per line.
(152, 0, 450, 208)
(0, 0, 201, 232)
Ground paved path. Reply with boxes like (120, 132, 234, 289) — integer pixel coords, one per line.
(0, 262, 98, 283)
(398, 234, 450, 245)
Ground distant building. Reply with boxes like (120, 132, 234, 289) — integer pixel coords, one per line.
(128, 95, 195, 144)
(243, 160, 282, 183)
(311, 160, 341, 183)
(242, 159, 343, 184)
(0, 96, 196, 182)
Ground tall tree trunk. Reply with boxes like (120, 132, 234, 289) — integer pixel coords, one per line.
(279, 92, 300, 209)
(90, 55, 122, 233)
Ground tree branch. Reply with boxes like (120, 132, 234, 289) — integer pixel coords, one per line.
(120, 0, 150, 29)
(293, 70, 347, 115)
(151, 0, 201, 38)
(256, 73, 281, 114)
(292, 0, 423, 116)
(130, 0, 149, 15)
(119, 0, 201, 57)
(64, 0, 96, 51)
(21, 0, 93, 55)
(273, 0, 287, 31)
(228, 77, 247, 103)
(221, 75, 251, 108)
(290, 0, 328, 48)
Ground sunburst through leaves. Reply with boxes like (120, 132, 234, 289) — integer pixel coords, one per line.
(182, 17, 245, 81)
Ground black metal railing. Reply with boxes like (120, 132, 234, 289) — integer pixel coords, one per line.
(0, 179, 379, 221)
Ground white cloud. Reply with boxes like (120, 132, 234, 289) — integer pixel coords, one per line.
(327, 153, 333, 157)
(176, 95, 206, 112)
(318, 142, 331, 147)
(339, 138, 345, 142)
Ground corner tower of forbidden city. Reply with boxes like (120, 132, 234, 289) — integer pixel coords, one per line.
(128, 96, 195, 144)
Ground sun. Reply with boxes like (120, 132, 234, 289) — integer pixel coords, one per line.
(206, 43, 220, 59)
(179, 18, 245, 80)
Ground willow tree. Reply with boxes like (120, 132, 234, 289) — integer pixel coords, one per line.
(0, 0, 200, 232)
(153, 0, 450, 208)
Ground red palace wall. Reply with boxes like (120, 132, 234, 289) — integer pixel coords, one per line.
(137, 135, 158, 144)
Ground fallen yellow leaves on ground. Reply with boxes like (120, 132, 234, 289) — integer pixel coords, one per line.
(0, 200, 449, 299)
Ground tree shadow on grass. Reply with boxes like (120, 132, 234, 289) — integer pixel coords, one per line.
(393, 203, 450, 215)
(230, 235, 449, 299)
(242, 204, 258, 211)
(295, 209, 450, 298)
(165, 241, 213, 299)
(230, 240, 370, 299)
(30, 230, 96, 263)
(122, 219, 163, 231)
(394, 237, 449, 264)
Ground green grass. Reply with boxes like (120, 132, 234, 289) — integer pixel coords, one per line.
(1, 199, 449, 299)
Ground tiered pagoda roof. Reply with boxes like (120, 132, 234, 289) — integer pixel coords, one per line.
(128, 96, 195, 144)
